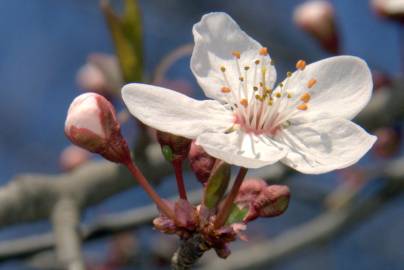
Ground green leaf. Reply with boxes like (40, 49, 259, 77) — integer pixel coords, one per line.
(101, 0, 143, 83)
(161, 145, 174, 162)
(225, 204, 248, 225)
(203, 161, 231, 209)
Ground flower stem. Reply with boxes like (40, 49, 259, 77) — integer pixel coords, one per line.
(173, 160, 188, 200)
(124, 161, 175, 220)
(214, 167, 248, 229)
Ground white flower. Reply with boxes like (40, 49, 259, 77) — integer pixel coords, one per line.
(122, 12, 376, 174)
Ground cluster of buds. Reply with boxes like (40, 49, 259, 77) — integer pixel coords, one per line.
(188, 141, 217, 185)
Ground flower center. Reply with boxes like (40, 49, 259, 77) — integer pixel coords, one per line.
(220, 49, 317, 137)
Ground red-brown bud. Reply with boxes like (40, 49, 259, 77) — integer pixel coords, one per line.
(65, 93, 131, 163)
(293, 0, 339, 53)
(156, 130, 191, 162)
(373, 127, 401, 158)
(234, 179, 290, 222)
(371, 0, 404, 22)
(188, 141, 216, 185)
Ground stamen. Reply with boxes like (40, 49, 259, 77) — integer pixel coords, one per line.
(221, 86, 231, 93)
(259, 47, 268, 56)
(307, 79, 317, 88)
(232, 51, 241, 59)
(287, 71, 292, 77)
(300, 92, 311, 103)
(240, 99, 248, 107)
(253, 86, 258, 91)
(244, 66, 250, 71)
(296, 60, 306, 70)
(239, 77, 244, 82)
(287, 92, 292, 98)
(297, 104, 308, 111)
(255, 59, 260, 65)
(275, 92, 281, 98)
(220, 66, 226, 72)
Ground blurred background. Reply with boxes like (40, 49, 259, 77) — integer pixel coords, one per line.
(0, 0, 403, 269)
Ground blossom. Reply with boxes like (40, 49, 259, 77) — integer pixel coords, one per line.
(122, 12, 376, 174)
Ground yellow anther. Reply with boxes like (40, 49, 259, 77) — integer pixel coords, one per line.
(220, 66, 226, 72)
(287, 71, 292, 77)
(300, 92, 311, 103)
(275, 92, 281, 98)
(297, 103, 308, 111)
(244, 66, 250, 71)
(307, 79, 317, 88)
(221, 86, 231, 93)
(255, 59, 260, 65)
(239, 77, 244, 82)
(240, 99, 248, 107)
(268, 100, 273, 106)
(259, 82, 263, 87)
(259, 47, 268, 56)
(255, 95, 263, 101)
(232, 51, 241, 59)
(279, 83, 284, 87)
(296, 60, 306, 70)
(253, 86, 258, 91)
(287, 92, 292, 98)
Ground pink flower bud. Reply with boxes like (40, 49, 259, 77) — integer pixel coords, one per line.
(76, 53, 123, 95)
(65, 93, 131, 163)
(156, 130, 191, 162)
(188, 141, 216, 185)
(371, 0, 404, 22)
(234, 178, 267, 221)
(59, 144, 91, 171)
(293, 0, 339, 53)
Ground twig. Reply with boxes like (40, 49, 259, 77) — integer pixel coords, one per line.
(171, 234, 210, 270)
(51, 199, 85, 270)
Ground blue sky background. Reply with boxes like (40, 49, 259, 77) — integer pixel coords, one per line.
(0, 0, 402, 269)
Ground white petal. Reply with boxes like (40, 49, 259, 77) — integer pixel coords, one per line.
(277, 118, 377, 174)
(196, 131, 287, 169)
(122, 83, 233, 138)
(191, 12, 276, 102)
(276, 56, 372, 120)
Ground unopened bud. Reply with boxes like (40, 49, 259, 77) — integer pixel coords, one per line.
(156, 131, 191, 162)
(254, 185, 290, 218)
(293, 0, 339, 53)
(188, 141, 216, 185)
(76, 53, 123, 95)
(65, 93, 131, 163)
(371, 0, 404, 22)
(59, 144, 91, 171)
(153, 216, 176, 234)
(174, 199, 198, 229)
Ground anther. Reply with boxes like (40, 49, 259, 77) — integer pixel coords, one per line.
(232, 51, 241, 59)
(259, 47, 268, 56)
(307, 79, 317, 88)
(244, 66, 250, 71)
(296, 60, 306, 70)
(287, 93, 292, 98)
(240, 99, 248, 107)
(297, 104, 308, 111)
(255, 59, 260, 65)
(221, 86, 231, 93)
(220, 66, 226, 72)
(287, 71, 292, 77)
(268, 100, 273, 106)
(239, 77, 244, 82)
(300, 92, 311, 103)
(253, 86, 258, 91)
(275, 92, 281, 98)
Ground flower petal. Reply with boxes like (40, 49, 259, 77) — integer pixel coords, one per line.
(277, 118, 377, 174)
(196, 131, 287, 169)
(191, 12, 276, 102)
(122, 83, 233, 138)
(276, 56, 372, 120)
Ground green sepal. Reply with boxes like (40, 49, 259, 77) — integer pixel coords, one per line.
(161, 145, 174, 162)
(225, 204, 248, 225)
(203, 161, 231, 209)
